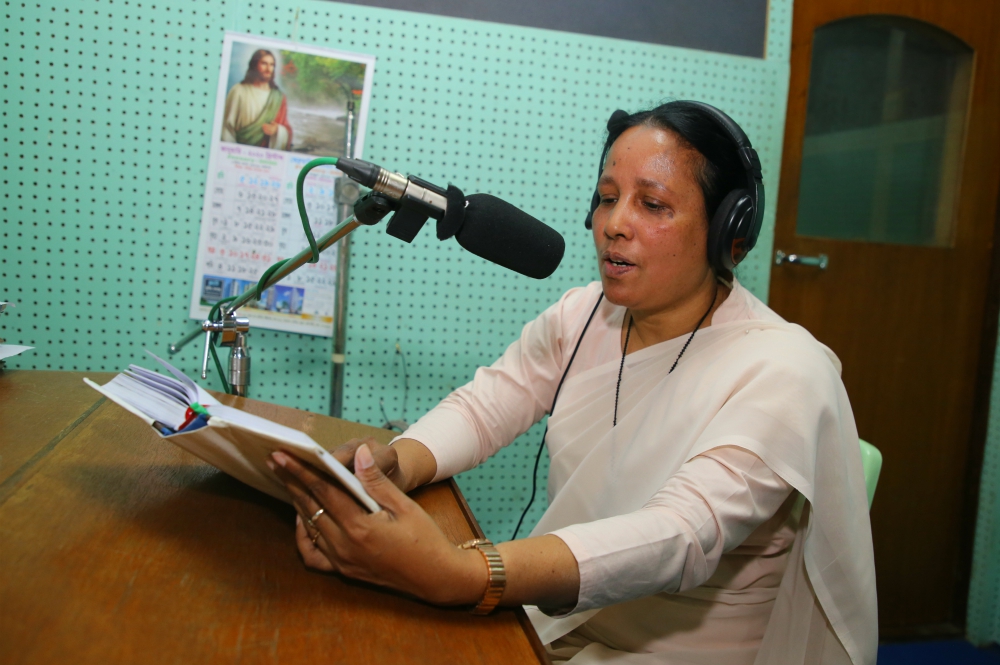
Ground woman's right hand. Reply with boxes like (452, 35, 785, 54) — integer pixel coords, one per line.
(331, 437, 409, 492)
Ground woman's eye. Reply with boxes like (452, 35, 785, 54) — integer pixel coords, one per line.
(599, 196, 617, 205)
(643, 200, 666, 211)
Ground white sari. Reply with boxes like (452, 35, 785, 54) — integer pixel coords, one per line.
(401, 280, 877, 664)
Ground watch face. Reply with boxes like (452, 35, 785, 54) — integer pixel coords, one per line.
(459, 538, 492, 549)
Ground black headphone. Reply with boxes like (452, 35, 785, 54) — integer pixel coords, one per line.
(583, 101, 765, 274)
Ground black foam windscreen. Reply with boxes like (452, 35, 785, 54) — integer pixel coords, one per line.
(456, 194, 565, 279)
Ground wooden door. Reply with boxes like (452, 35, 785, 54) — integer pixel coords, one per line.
(768, 0, 1000, 638)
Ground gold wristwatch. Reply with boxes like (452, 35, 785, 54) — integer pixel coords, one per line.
(459, 538, 506, 615)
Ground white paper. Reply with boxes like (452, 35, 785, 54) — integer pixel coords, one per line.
(125, 367, 189, 404)
(0, 345, 33, 361)
(84, 377, 156, 427)
(145, 351, 201, 403)
(102, 374, 189, 429)
(206, 404, 381, 513)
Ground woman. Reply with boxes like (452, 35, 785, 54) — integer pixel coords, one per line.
(268, 102, 877, 665)
(221, 49, 293, 150)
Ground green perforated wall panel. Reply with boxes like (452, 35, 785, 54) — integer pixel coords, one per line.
(3, 0, 790, 542)
(969, 309, 1000, 644)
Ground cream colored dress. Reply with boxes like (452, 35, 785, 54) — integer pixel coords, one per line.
(398, 280, 877, 665)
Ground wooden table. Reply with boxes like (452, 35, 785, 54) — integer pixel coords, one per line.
(0, 370, 549, 664)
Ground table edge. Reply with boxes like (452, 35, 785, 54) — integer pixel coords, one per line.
(444, 479, 552, 665)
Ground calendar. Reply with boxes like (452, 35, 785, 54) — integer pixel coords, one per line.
(189, 33, 375, 336)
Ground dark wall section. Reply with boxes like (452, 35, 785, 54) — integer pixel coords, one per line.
(329, 0, 768, 58)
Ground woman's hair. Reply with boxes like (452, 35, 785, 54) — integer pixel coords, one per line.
(604, 102, 744, 228)
(242, 49, 279, 89)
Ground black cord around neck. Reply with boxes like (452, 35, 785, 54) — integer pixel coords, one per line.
(511, 293, 604, 541)
(511, 286, 718, 540)
(613, 316, 634, 427)
(613, 287, 718, 427)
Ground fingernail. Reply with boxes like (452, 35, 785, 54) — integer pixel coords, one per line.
(356, 444, 375, 471)
(265, 459, 276, 471)
(296, 515, 302, 526)
(272, 451, 289, 467)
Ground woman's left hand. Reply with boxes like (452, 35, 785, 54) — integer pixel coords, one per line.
(269, 445, 486, 606)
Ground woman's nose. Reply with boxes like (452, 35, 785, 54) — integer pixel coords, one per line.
(602, 198, 634, 239)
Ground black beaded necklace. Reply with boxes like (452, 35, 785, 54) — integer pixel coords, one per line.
(613, 287, 719, 427)
(512, 286, 719, 540)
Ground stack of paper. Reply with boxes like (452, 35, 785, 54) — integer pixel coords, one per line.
(0, 301, 33, 363)
(97, 358, 216, 431)
(0, 345, 33, 362)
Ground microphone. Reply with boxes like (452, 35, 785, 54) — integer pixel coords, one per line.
(337, 157, 449, 219)
(336, 157, 565, 279)
(457, 194, 565, 279)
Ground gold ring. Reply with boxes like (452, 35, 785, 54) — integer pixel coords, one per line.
(307, 508, 325, 528)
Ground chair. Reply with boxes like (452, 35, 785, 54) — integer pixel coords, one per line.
(791, 438, 882, 520)
(859, 439, 882, 509)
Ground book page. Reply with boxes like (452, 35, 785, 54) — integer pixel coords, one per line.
(102, 375, 189, 429)
(146, 351, 202, 404)
(206, 404, 380, 513)
(124, 368, 189, 405)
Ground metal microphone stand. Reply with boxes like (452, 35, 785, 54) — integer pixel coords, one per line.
(331, 99, 359, 417)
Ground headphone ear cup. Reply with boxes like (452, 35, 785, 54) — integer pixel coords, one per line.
(584, 190, 600, 230)
(708, 189, 755, 272)
(728, 195, 757, 268)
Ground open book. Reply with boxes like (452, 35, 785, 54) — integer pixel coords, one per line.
(84, 352, 380, 512)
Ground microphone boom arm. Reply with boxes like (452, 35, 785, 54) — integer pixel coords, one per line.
(167, 192, 395, 397)
(225, 215, 362, 314)
(165, 154, 565, 397)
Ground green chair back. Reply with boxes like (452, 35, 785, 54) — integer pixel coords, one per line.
(859, 439, 882, 509)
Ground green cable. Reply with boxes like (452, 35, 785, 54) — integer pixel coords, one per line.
(254, 258, 289, 299)
(252, 156, 339, 300)
(209, 344, 230, 395)
(207, 157, 340, 394)
(296, 157, 339, 264)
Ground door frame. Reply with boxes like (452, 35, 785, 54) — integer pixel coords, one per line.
(955, 186, 1000, 636)
(772, 1, 1000, 637)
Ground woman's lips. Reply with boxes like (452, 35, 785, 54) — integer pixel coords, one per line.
(603, 257, 636, 278)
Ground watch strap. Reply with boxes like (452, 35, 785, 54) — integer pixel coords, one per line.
(459, 538, 506, 615)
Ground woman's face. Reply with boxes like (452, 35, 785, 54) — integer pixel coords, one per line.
(591, 124, 714, 315)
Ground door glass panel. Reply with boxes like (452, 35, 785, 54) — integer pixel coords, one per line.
(796, 16, 973, 247)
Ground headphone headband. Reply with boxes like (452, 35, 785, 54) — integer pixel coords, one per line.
(670, 101, 750, 149)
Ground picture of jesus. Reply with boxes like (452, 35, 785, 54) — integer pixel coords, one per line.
(221, 49, 293, 150)
(216, 39, 368, 156)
